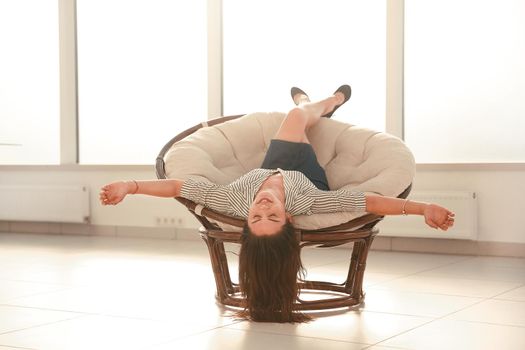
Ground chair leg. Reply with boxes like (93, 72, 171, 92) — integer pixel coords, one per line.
(214, 240, 235, 294)
(345, 241, 361, 295)
(349, 236, 375, 301)
(202, 235, 232, 303)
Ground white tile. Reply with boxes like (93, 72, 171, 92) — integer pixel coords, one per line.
(419, 259, 525, 283)
(447, 299, 525, 327)
(62, 255, 212, 287)
(365, 251, 469, 275)
(228, 311, 431, 344)
(0, 243, 212, 286)
(0, 279, 69, 303)
(2, 233, 524, 350)
(0, 305, 81, 334)
(116, 226, 176, 240)
(0, 263, 70, 285)
(7, 278, 236, 329)
(465, 256, 525, 269)
(0, 315, 188, 350)
(147, 327, 367, 350)
(496, 284, 525, 301)
(363, 272, 405, 287)
(361, 289, 482, 317)
(381, 319, 525, 350)
(369, 275, 521, 298)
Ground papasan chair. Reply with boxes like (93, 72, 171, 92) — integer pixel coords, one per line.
(155, 112, 415, 312)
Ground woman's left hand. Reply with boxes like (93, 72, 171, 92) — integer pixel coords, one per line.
(423, 204, 455, 231)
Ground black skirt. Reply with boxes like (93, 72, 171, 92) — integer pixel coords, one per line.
(260, 139, 329, 191)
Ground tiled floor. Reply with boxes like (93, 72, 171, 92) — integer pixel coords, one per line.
(0, 232, 524, 350)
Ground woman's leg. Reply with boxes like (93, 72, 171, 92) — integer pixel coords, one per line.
(275, 92, 345, 143)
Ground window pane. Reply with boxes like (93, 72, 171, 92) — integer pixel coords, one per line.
(223, 0, 386, 132)
(0, 1, 60, 165)
(405, 0, 525, 163)
(77, 0, 207, 164)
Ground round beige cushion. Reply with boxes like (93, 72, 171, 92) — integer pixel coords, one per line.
(164, 112, 415, 230)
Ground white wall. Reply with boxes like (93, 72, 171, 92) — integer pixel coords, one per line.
(1, 165, 524, 244)
(414, 165, 525, 243)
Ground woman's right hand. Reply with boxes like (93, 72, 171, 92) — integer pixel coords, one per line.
(100, 181, 130, 206)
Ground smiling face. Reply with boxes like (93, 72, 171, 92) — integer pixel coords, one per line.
(247, 189, 291, 236)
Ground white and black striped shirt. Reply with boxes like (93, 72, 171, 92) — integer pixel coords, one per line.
(180, 168, 367, 219)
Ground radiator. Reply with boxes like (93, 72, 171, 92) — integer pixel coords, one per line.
(377, 191, 477, 240)
(0, 185, 90, 223)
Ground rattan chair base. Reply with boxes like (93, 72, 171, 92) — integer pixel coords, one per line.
(200, 226, 379, 312)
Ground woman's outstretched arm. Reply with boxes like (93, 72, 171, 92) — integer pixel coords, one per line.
(366, 195, 455, 231)
(100, 179, 184, 206)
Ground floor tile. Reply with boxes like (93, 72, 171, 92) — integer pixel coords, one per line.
(361, 289, 482, 317)
(228, 311, 431, 344)
(419, 258, 525, 283)
(463, 256, 525, 269)
(0, 305, 81, 335)
(381, 319, 525, 350)
(146, 327, 367, 350)
(1, 233, 522, 350)
(8, 283, 232, 324)
(365, 252, 469, 275)
(0, 315, 184, 350)
(0, 262, 73, 285)
(369, 275, 521, 298)
(0, 280, 70, 303)
(447, 299, 525, 327)
(1, 254, 213, 288)
(495, 284, 525, 302)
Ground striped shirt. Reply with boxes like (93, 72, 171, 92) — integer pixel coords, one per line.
(179, 168, 367, 219)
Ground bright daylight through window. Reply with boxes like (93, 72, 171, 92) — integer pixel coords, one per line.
(405, 0, 525, 163)
(77, 0, 208, 164)
(222, 0, 386, 132)
(0, 1, 60, 165)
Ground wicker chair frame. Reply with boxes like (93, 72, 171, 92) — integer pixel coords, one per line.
(155, 115, 411, 312)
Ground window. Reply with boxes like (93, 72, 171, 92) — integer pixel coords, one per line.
(0, 1, 60, 165)
(77, 0, 208, 164)
(404, 0, 525, 163)
(223, 0, 386, 132)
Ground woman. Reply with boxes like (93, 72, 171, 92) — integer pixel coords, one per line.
(100, 85, 455, 322)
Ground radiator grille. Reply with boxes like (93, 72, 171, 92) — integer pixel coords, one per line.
(0, 185, 90, 223)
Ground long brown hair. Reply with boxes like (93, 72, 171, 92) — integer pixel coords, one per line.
(238, 220, 311, 323)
